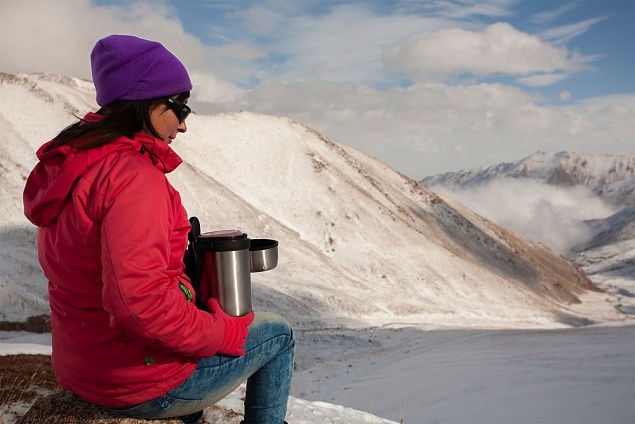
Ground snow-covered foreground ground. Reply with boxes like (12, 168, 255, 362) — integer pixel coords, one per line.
(3, 321, 633, 424)
(311, 325, 634, 423)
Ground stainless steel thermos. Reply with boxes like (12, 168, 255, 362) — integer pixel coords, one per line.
(197, 230, 252, 317)
(186, 218, 278, 317)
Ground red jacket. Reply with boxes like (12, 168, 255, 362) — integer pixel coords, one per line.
(23, 113, 224, 407)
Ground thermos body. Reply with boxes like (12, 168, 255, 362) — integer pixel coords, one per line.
(204, 248, 253, 317)
(187, 225, 278, 317)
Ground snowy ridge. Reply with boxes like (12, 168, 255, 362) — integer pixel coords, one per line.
(422, 151, 635, 207)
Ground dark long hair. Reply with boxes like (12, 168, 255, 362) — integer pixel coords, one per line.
(53, 91, 190, 149)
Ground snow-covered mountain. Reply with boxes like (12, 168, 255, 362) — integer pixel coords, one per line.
(421, 151, 635, 208)
(1, 72, 609, 330)
(420, 151, 635, 305)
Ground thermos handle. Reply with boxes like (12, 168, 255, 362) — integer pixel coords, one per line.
(185, 217, 204, 308)
(188, 216, 201, 242)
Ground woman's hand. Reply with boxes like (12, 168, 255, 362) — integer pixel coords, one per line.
(206, 298, 254, 356)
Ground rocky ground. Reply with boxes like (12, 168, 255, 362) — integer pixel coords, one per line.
(0, 353, 243, 424)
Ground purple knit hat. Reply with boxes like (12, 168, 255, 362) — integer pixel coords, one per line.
(91, 35, 192, 106)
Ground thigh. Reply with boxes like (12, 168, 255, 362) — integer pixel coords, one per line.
(168, 312, 294, 408)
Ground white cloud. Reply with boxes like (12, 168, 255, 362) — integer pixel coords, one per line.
(211, 43, 268, 62)
(0, 0, 254, 109)
(530, 2, 579, 24)
(226, 5, 282, 36)
(516, 73, 570, 87)
(539, 16, 608, 45)
(0, 0, 208, 79)
(383, 22, 589, 81)
(419, 0, 516, 19)
(189, 72, 244, 104)
(207, 80, 634, 178)
(560, 90, 572, 101)
(0, 1, 594, 90)
(431, 179, 617, 254)
(237, 3, 460, 86)
(1, 0, 110, 78)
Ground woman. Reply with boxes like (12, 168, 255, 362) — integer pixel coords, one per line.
(23, 35, 294, 424)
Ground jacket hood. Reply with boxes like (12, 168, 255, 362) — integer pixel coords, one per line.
(23, 113, 183, 227)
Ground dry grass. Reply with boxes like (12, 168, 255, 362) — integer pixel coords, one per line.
(0, 354, 61, 423)
(0, 355, 60, 404)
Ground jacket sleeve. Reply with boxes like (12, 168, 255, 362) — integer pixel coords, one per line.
(98, 153, 223, 358)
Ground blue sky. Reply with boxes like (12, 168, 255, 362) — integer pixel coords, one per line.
(2, 0, 634, 178)
(165, 0, 634, 102)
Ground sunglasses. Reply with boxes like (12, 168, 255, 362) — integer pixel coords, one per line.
(167, 97, 192, 123)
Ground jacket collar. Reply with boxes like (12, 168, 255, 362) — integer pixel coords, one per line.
(82, 112, 183, 173)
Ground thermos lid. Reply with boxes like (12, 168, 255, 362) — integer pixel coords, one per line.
(199, 230, 245, 239)
(196, 230, 250, 251)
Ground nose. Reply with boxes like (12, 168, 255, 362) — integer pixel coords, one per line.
(178, 121, 187, 133)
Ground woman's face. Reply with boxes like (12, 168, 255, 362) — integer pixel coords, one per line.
(148, 97, 188, 144)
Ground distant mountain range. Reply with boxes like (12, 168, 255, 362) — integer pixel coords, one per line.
(421, 151, 635, 301)
(421, 151, 635, 208)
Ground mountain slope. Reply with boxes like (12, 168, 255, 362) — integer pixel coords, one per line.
(420, 150, 635, 306)
(0, 73, 612, 328)
(573, 206, 635, 252)
(569, 206, 635, 302)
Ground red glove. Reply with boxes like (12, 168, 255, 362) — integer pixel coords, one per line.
(206, 298, 254, 356)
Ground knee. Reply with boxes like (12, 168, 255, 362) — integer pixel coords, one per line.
(250, 312, 294, 352)
(252, 312, 292, 335)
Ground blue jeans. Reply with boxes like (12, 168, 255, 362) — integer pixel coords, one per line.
(104, 312, 295, 423)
